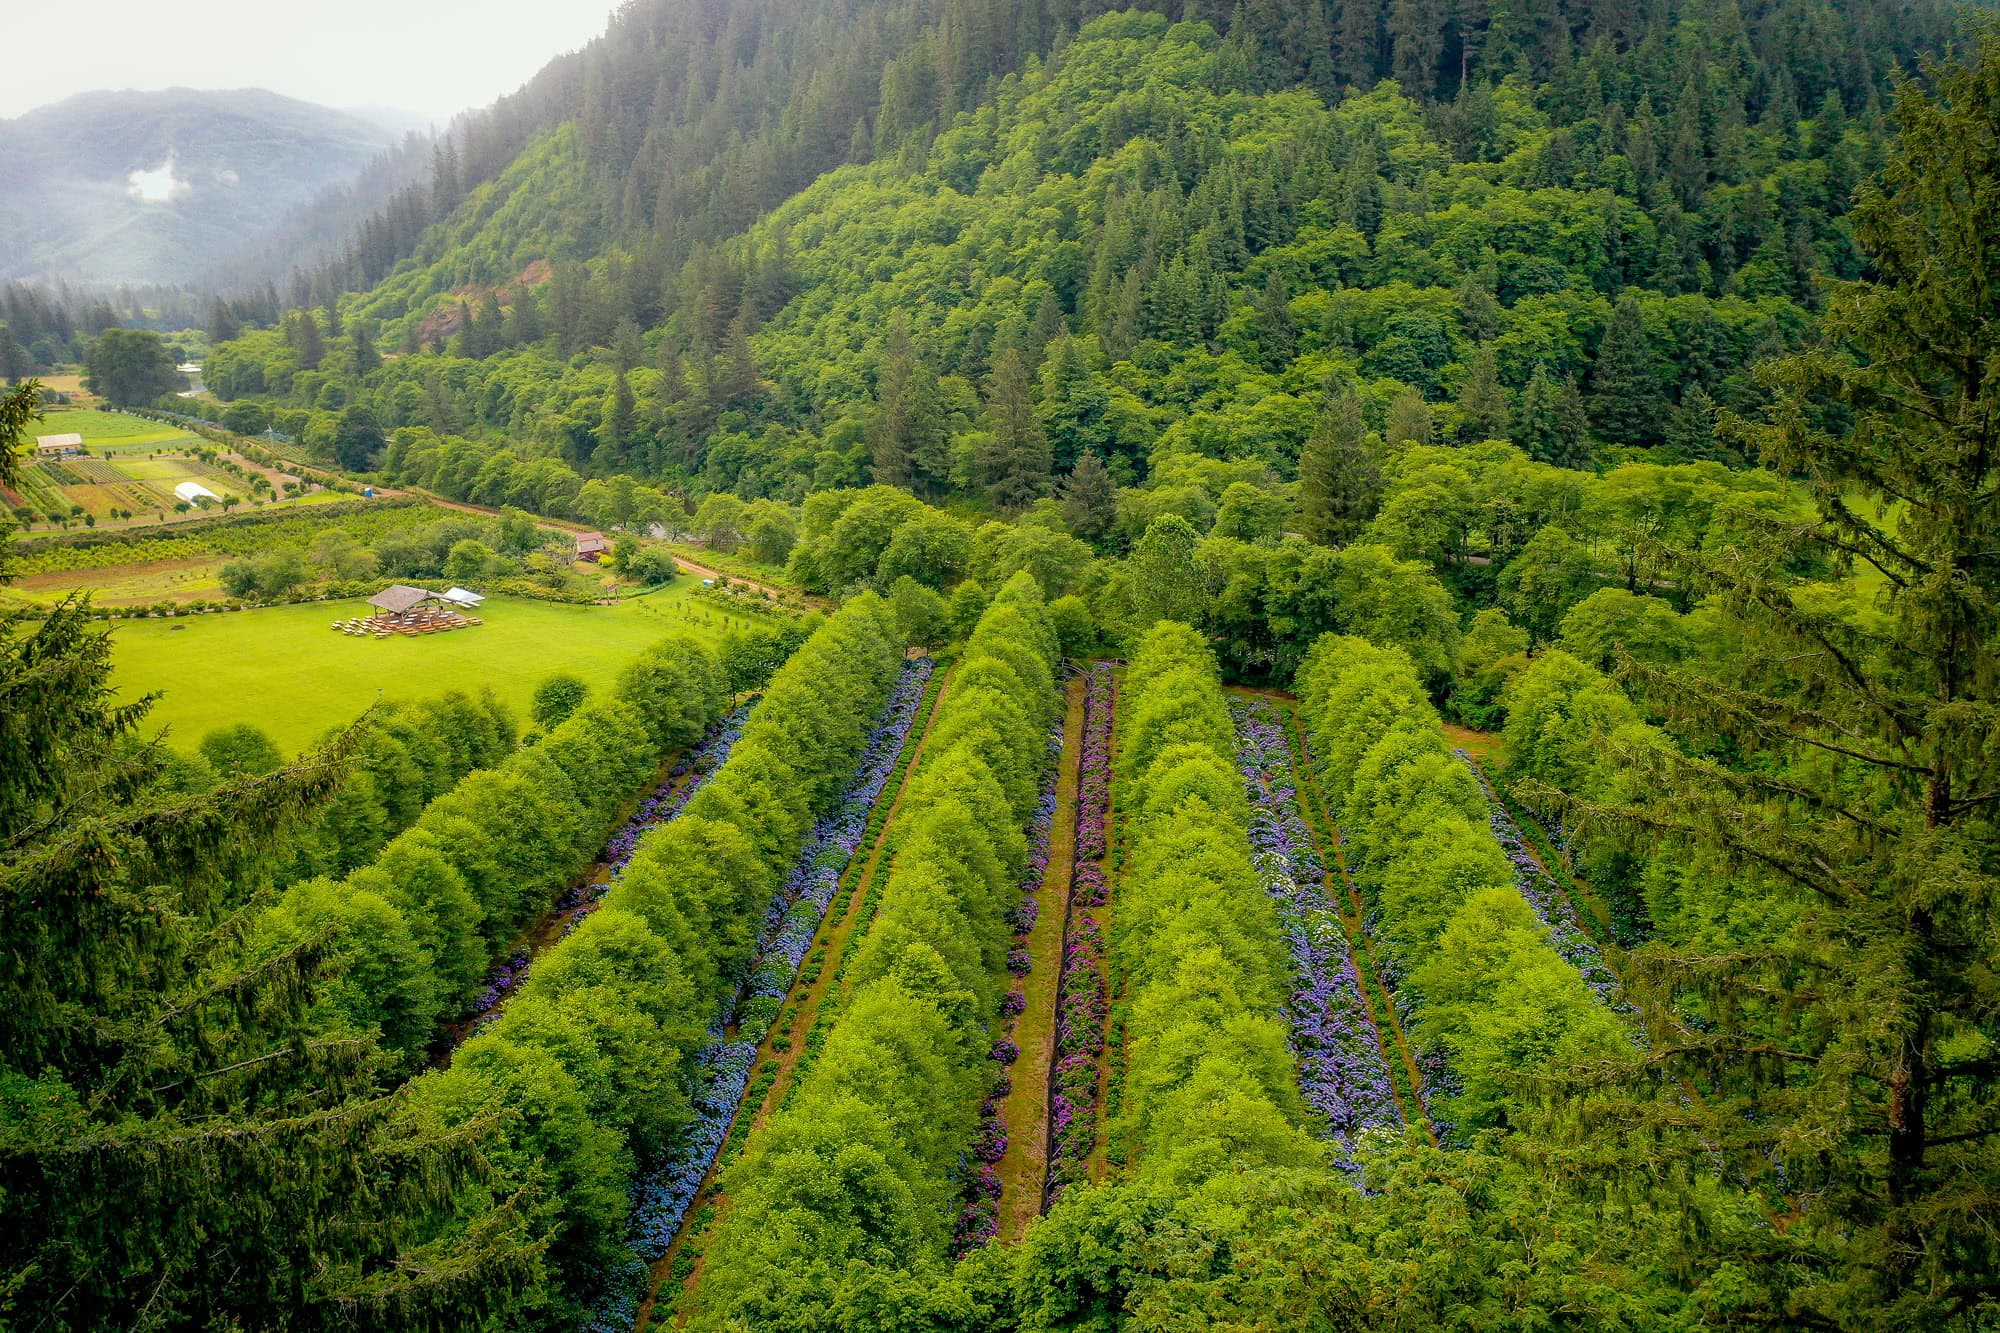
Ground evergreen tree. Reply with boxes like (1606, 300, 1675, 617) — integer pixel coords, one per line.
(351, 322, 381, 377)
(1511, 369, 1595, 470)
(1589, 293, 1664, 446)
(600, 368, 637, 467)
(869, 316, 950, 495)
(983, 346, 1050, 509)
(1571, 43, 2000, 1319)
(1060, 449, 1117, 545)
(1254, 269, 1296, 368)
(1385, 387, 1434, 447)
(1297, 391, 1381, 546)
(1036, 334, 1111, 472)
(1455, 343, 1510, 441)
(290, 309, 325, 371)
(1664, 383, 1720, 461)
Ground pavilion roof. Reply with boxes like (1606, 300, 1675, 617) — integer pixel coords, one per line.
(367, 584, 436, 614)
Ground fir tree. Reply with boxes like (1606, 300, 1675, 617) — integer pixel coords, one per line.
(1386, 387, 1435, 447)
(1036, 334, 1111, 473)
(1455, 344, 1511, 441)
(983, 346, 1050, 509)
(290, 310, 324, 371)
(1060, 449, 1117, 546)
(1254, 269, 1296, 368)
(1568, 43, 2000, 1319)
(1297, 390, 1381, 546)
(1589, 293, 1664, 446)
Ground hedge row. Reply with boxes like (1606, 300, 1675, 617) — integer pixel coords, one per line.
(1297, 635, 1630, 1135)
(245, 634, 732, 1065)
(275, 689, 519, 884)
(404, 595, 905, 1312)
(1107, 621, 1322, 1184)
(687, 571, 1061, 1327)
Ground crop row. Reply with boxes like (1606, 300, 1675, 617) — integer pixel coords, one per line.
(654, 656, 957, 1305)
(1296, 635, 1633, 1141)
(235, 634, 735, 1067)
(407, 595, 905, 1323)
(680, 572, 1062, 1329)
(1459, 753, 1643, 1037)
(589, 657, 934, 1327)
(1045, 662, 1114, 1206)
(1231, 697, 1402, 1173)
(955, 721, 1062, 1253)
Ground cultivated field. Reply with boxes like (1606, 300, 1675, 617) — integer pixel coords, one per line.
(6, 408, 323, 531)
(109, 586, 768, 753)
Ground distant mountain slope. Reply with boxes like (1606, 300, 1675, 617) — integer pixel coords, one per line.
(0, 88, 403, 287)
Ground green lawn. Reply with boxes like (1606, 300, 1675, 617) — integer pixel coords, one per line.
(32, 408, 196, 453)
(109, 584, 774, 754)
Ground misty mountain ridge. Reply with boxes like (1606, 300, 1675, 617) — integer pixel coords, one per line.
(0, 88, 411, 288)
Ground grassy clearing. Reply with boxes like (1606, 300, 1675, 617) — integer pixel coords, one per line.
(107, 583, 766, 754)
(10, 558, 228, 606)
(31, 409, 196, 452)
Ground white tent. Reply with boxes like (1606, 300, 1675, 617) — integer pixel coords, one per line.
(173, 481, 221, 504)
(442, 587, 486, 607)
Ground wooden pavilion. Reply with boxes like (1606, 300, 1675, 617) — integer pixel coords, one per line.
(332, 585, 484, 639)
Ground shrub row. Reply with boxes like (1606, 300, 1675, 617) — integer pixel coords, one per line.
(1297, 635, 1630, 1135)
(1107, 622, 1323, 1184)
(275, 689, 520, 883)
(686, 571, 1061, 1327)
(244, 634, 732, 1066)
(404, 596, 905, 1313)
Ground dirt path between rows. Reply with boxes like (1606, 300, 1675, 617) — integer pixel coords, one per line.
(993, 676, 1084, 1240)
(637, 662, 957, 1331)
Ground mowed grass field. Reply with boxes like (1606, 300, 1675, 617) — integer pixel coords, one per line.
(109, 584, 768, 754)
(33, 408, 198, 453)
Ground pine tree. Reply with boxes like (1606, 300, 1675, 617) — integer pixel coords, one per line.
(1513, 367, 1595, 469)
(869, 324, 916, 489)
(600, 368, 637, 466)
(351, 322, 381, 377)
(1297, 390, 1381, 546)
(1566, 43, 2000, 1318)
(1664, 383, 1719, 460)
(1254, 269, 1296, 368)
(1455, 344, 1511, 441)
(1037, 334, 1111, 473)
(983, 346, 1050, 509)
(291, 310, 324, 371)
(1385, 387, 1434, 447)
(1589, 293, 1664, 446)
(1060, 449, 1117, 545)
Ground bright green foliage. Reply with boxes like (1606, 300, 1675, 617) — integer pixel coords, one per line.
(530, 671, 590, 729)
(1112, 621, 1320, 1181)
(1298, 634, 1630, 1128)
(0, 376, 545, 1323)
(691, 572, 1057, 1326)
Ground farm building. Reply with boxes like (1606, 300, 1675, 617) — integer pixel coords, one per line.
(173, 481, 221, 505)
(574, 531, 611, 562)
(35, 433, 83, 456)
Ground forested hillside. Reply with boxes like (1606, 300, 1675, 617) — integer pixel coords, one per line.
(204, 0, 1953, 507)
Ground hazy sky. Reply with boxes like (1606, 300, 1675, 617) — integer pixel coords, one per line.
(1, 0, 621, 121)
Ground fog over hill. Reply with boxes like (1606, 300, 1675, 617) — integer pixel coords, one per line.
(0, 88, 412, 288)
